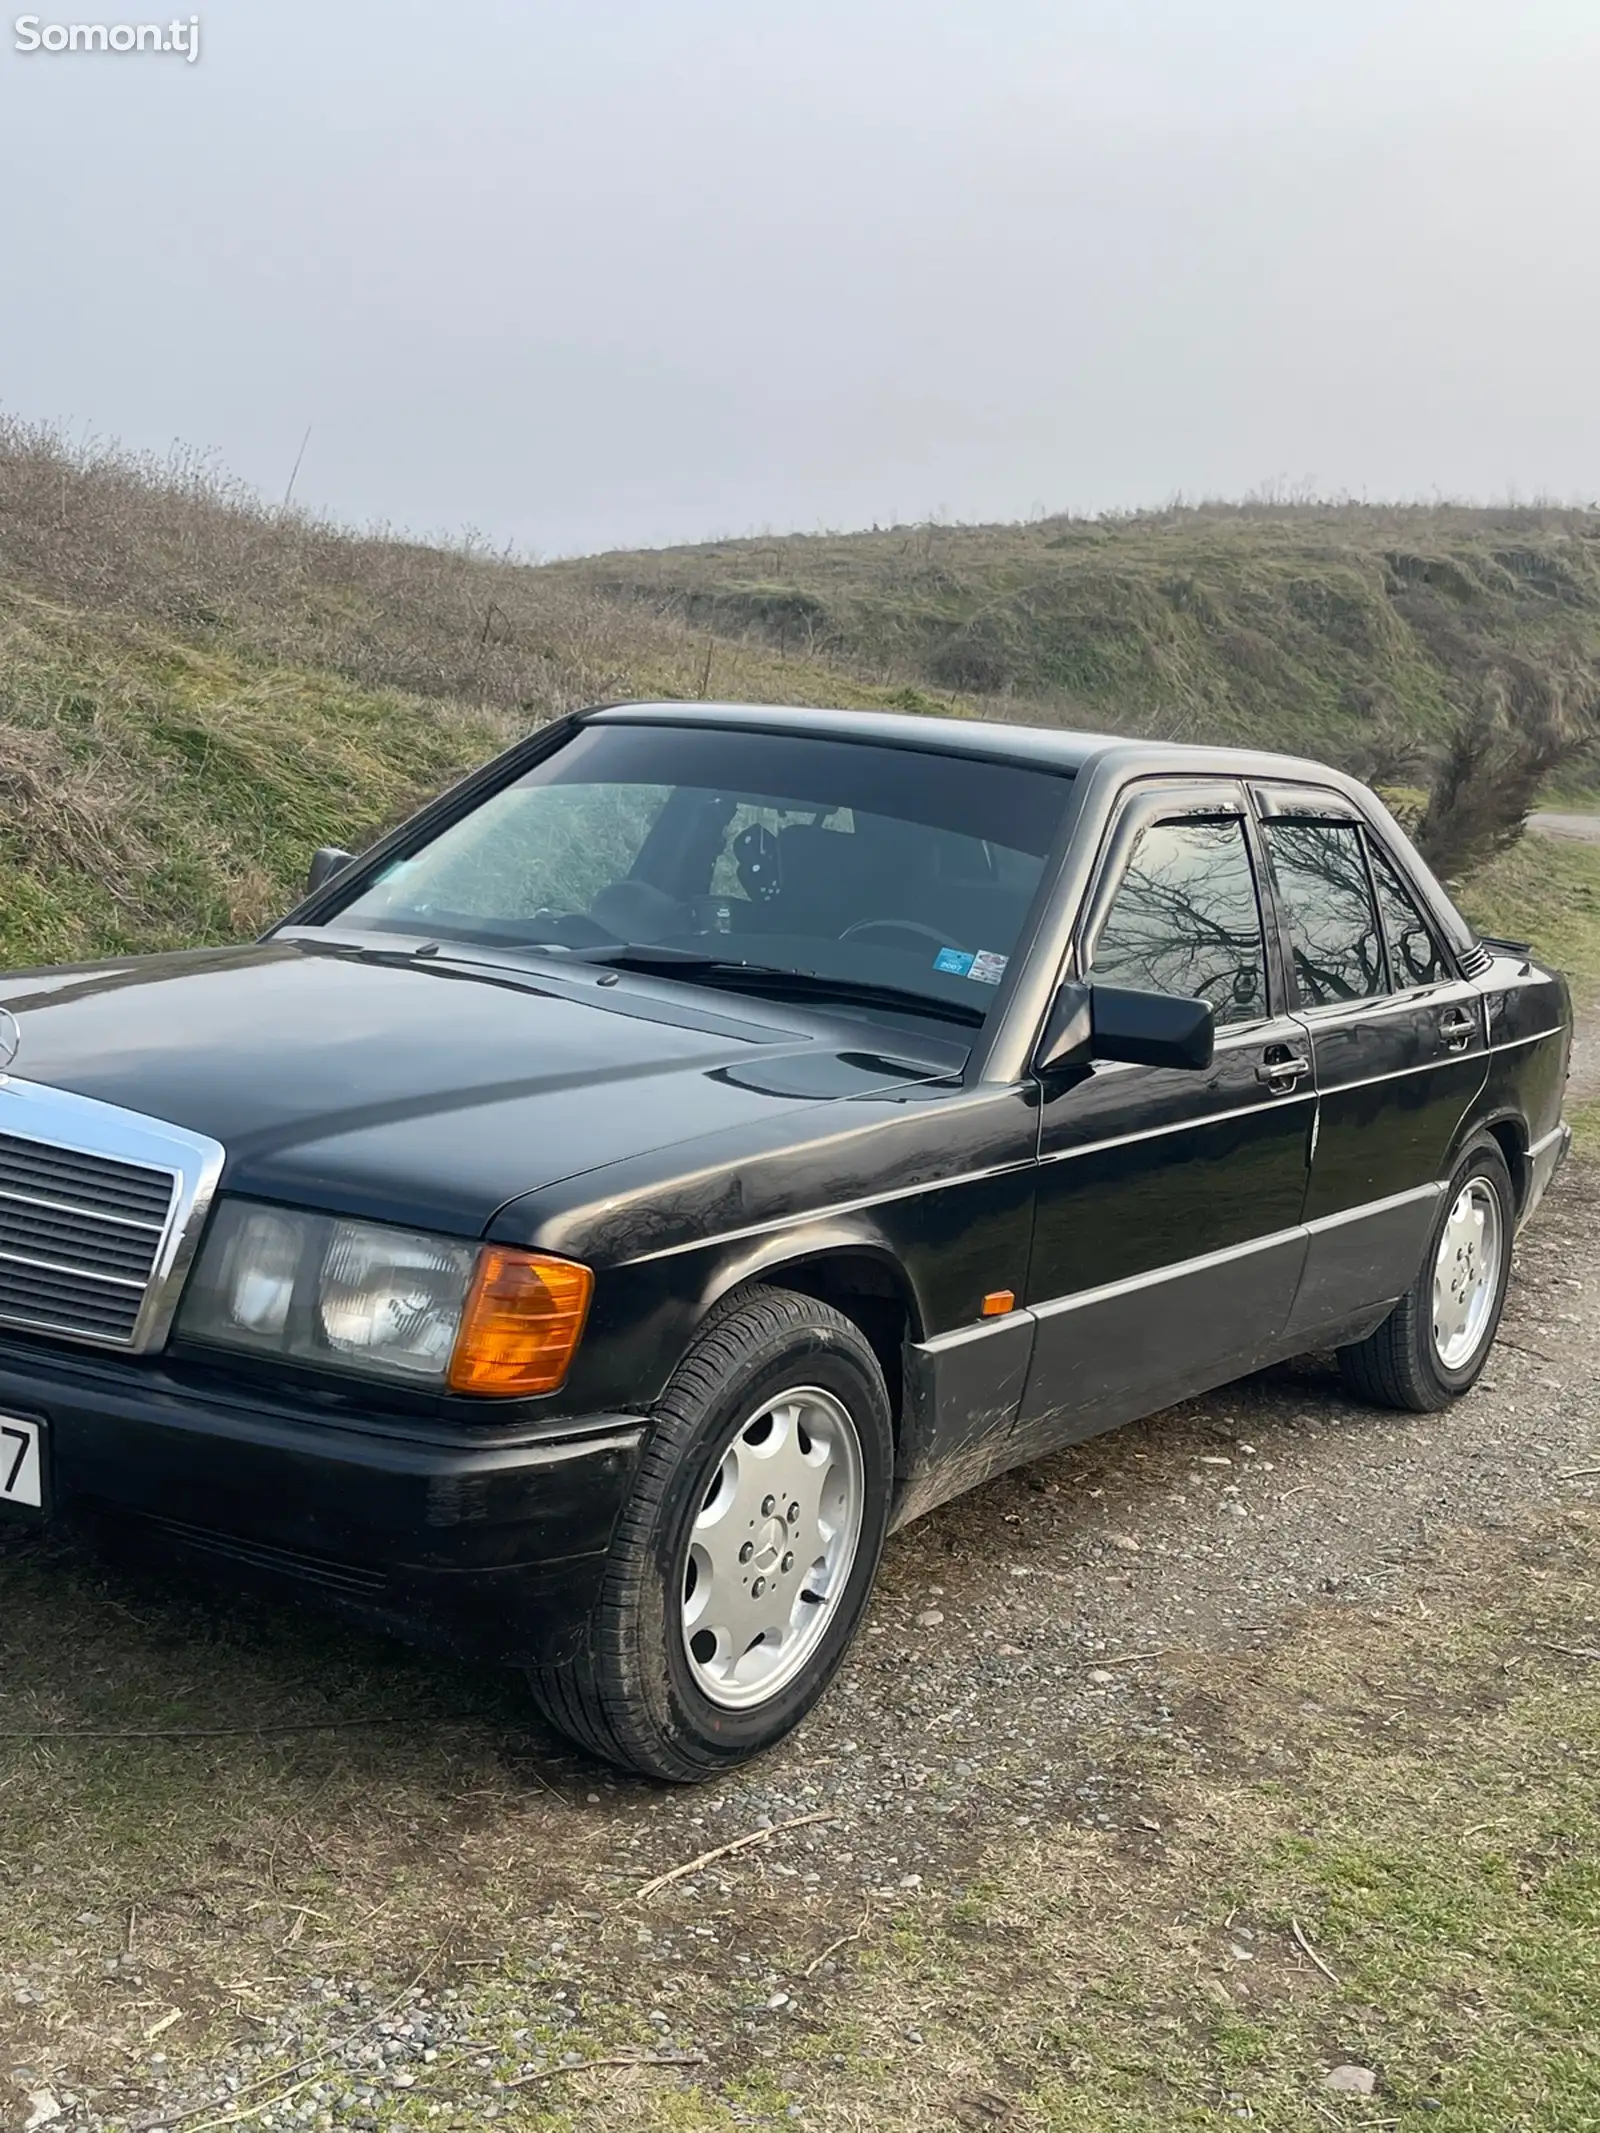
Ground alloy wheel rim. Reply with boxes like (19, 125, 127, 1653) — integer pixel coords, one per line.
(681, 1385, 866, 1711)
(1432, 1178, 1503, 1371)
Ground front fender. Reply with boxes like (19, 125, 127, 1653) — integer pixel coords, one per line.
(692, 1216, 929, 1337)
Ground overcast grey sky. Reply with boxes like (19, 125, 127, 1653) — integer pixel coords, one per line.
(2, 0, 1598, 555)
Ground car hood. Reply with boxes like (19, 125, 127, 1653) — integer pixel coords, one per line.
(0, 940, 952, 1235)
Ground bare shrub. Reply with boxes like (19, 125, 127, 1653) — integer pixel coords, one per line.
(1334, 704, 1434, 791)
(1417, 659, 1600, 878)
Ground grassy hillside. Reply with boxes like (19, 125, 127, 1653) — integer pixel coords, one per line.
(558, 504, 1600, 777)
(0, 588, 509, 967)
(2, 416, 1599, 969)
(0, 423, 932, 966)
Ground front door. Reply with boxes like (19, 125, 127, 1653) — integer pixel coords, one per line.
(1015, 783, 1315, 1453)
(1251, 790, 1490, 1341)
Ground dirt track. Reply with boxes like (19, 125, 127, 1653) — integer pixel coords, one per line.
(1529, 810, 1600, 844)
(4, 1135, 1597, 2128)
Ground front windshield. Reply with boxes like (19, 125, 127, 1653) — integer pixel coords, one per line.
(328, 721, 1073, 1021)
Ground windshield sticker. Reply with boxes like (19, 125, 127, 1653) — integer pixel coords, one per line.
(933, 946, 1009, 984)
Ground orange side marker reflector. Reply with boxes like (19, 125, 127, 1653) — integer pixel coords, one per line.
(448, 1250, 594, 1396)
(981, 1289, 1016, 1318)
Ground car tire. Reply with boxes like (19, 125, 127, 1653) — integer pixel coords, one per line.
(1336, 1137, 1515, 1413)
(528, 1286, 894, 1782)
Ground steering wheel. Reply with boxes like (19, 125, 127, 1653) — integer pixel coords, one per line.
(839, 918, 967, 952)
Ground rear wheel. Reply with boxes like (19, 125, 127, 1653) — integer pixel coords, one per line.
(1337, 1137, 1514, 1412)
(529, 1287, 893, 1781)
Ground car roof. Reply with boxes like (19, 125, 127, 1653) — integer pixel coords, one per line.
(585, 699, 1343, 786)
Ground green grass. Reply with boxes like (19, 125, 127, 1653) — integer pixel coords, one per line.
(0, 587, 516, 965)
(1458, 824, 1600, 1156)
(1457, 831, 1600, 999)
(1567, 1096, 1600, 1159)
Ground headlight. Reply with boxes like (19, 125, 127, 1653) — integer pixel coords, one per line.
(180, 1201, 592, 1396)
(319, 1222, 473, 1375)
(223, 1207, 301, 1337)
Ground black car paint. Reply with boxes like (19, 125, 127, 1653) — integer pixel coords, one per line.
(0, 704, 1573, 1662)
(0, 938, 956, 1241)
(0, 1325, 641, 1662)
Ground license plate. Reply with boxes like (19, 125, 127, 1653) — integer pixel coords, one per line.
(0, 1416, 45, 1512)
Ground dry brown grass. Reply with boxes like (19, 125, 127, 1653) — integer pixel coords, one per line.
(0, 419, 951, 969)
(0, 719, 158, 912)
(0, 416, 920, 724)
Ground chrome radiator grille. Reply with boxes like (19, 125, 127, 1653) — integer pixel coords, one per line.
(0, 1080, 224, 1352)
(0, 1131, 176, 1343)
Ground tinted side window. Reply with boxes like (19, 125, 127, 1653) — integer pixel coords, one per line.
(1369, 842, 1451, 989)
(1091, 817, 1268, 1026)
(1264, 822, 1384, 1006)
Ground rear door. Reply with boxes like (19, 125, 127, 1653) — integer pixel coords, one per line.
(1252, 786, 1490, 1342)
(1015, 781, 1314, 1453)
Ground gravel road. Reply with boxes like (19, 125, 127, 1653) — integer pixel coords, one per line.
(14, 1142, 1594, 2133)
(1529, 810, 1600, 844)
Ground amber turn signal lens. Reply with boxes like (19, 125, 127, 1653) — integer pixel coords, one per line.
(980, 1289, 1016, 1317)
(448, 1250, 594, 1396)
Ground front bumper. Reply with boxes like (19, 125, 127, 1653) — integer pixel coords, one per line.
(0, 1340, 645, 1665)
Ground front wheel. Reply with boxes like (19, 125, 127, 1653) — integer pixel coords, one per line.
(1337, 1137, 1514, 1412)
(529, 1287, 893, 1781)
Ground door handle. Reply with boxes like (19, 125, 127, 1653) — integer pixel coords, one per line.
(1255, 1047, 1310, 1090)
(1439, 1007, 1476, 1052)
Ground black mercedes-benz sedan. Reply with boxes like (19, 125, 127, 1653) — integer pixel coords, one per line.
(0, 703, 1573, 1777)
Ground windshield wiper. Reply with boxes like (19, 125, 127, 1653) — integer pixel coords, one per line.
(573, 945, 985, 1027)
(571, 943, 726, 967)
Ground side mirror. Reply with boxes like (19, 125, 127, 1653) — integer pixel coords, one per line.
(1035, 981, 1215, 1075)
(306, 846, 355, 897)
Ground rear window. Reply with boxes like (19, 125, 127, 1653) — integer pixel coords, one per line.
(1263, 821, 1385, 1006)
